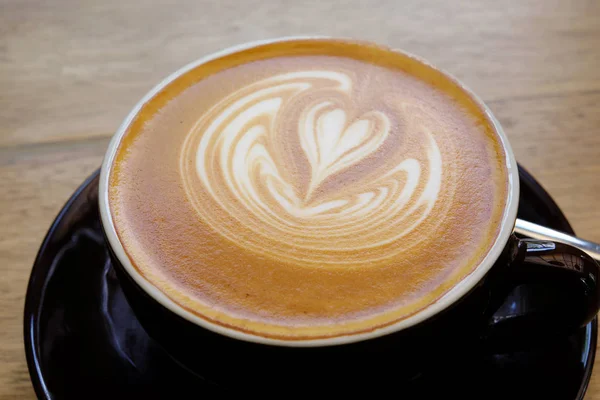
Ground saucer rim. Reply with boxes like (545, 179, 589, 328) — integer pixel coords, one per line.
(23, 166, 597, 399)
(24, 170, 101, 400)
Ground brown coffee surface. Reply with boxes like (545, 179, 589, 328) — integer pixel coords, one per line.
(109, 39, 508, 340)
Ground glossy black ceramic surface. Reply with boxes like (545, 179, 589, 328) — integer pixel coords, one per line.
(24, 166, 597, 399)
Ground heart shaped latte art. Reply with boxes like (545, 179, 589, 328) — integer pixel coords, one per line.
(301, 104, 390, 201)
(180, 70, 446, 267)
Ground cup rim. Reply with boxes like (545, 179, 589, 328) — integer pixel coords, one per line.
(99, 35, 520, 347)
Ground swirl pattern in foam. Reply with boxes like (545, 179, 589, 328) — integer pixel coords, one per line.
(180, 70, 446, 267)
(108, 39, 508, 340)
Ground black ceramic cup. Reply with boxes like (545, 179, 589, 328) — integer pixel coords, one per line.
(98, 37, 600, 395)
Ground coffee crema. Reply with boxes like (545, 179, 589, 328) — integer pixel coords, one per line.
(109, 39, 508, 340)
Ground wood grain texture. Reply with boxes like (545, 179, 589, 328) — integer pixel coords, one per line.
(0, 0, 599, 397)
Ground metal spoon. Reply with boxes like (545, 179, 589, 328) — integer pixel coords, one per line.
(514, 219, 600, 262)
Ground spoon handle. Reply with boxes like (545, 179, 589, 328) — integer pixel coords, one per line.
(514, 218, 600, 262)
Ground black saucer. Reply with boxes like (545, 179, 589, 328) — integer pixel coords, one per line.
(24, 166, 597, 399)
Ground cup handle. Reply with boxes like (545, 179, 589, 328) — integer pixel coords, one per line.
(483, 237, 600, 350)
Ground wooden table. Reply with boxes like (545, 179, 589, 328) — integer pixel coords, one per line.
(1, 0, 599, 397)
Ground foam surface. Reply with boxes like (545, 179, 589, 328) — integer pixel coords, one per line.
(109, 39, 508, 339)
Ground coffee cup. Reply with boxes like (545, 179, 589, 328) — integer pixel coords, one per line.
(98, 37, 600, 393)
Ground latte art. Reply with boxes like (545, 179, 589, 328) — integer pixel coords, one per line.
(109, 39, 509, 340)
(181, 70, 446, 267)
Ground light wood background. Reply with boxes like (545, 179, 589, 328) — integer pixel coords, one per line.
(1, 0, 599, 398)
